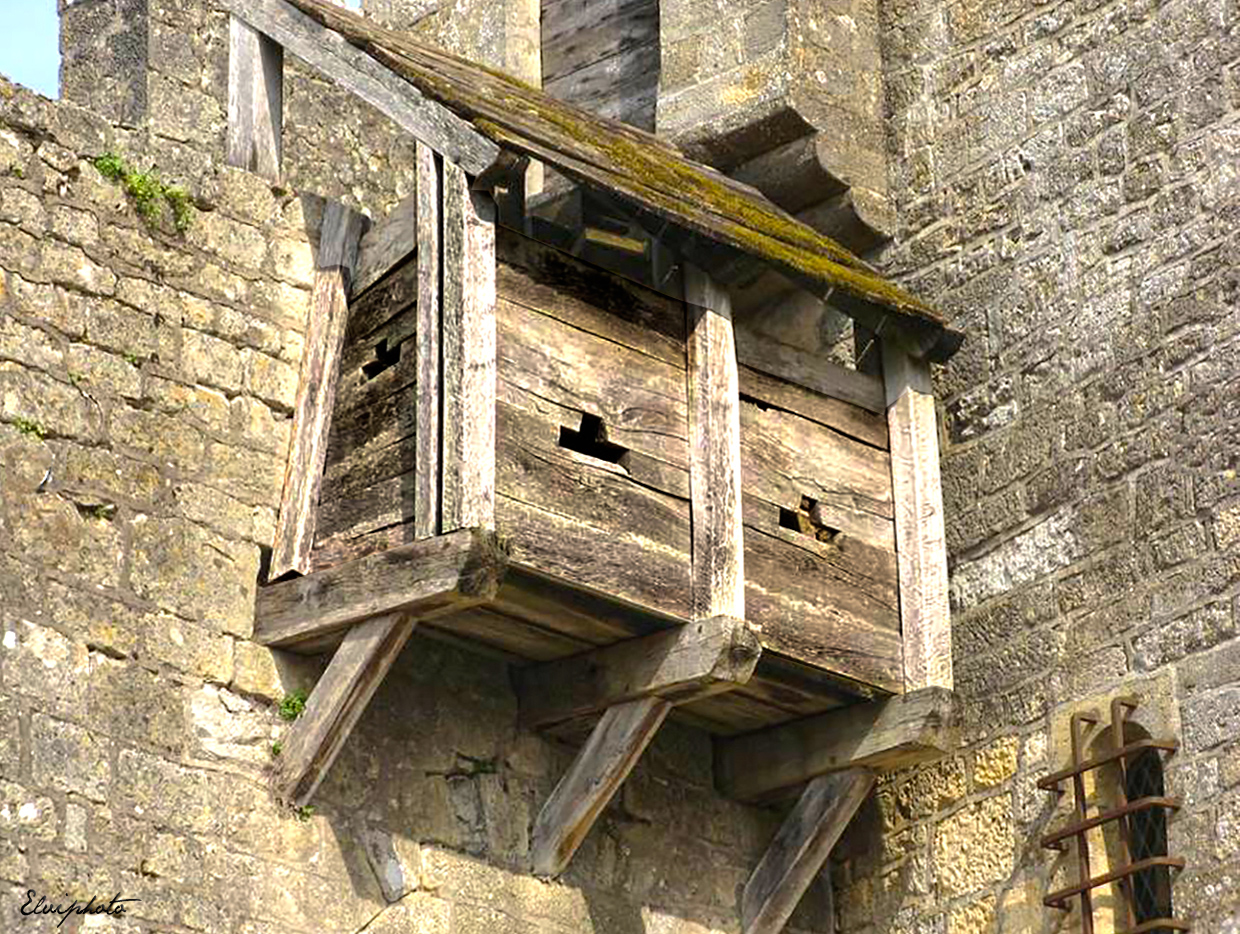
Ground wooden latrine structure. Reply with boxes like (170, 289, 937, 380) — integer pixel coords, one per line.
(225, 1, 964, 931)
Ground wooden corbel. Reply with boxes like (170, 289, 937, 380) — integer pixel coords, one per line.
(527, 264, 752, 877)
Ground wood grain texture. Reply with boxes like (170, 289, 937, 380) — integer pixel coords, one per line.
(269, 203, 366, 579)
(223, 0, 499, 174)
(883, 342, 953, 692)
(498, 495, 693, 622)
(738, 363, 887, 450)
(227, 15, 283, 180)
(352, 193, 415, 297)
(441, 162, 497, 531)
(715, 687, 959, 801)
(531, 696, 671, 876)
(516, 616, 761, 730)
(735, 326, 886, 414)
(685, 265, 745, 620)
(497, 297, 689, 468)
(741, 769, 874, 934)
(318, 201, 367, 277)
(496, 227, 686, 365)
(415, 143, 442, 540)
(257, 527, 507, 647)
(271, 612, 416, 805)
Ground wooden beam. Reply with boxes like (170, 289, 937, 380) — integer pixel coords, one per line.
(684, 265, 745, 620)
(741, 768, 874, 934)
(516, 616, 761, 731)
(272, 611, 417, 805)
(715, 687, 958, 802)
(269, 202, 367, 579)
(352, 193, 416, 297)
(734, 325, 886, 415)
(255, 527, 508, 648)
(882, 338, 952, 692)
(227, 15, 283, 180)
(440, 161, 497, 531)
(531, 696, 670, 877)
(222, 0, 500, 175)
(414, 143, 442, 540)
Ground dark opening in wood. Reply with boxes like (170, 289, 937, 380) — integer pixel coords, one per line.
(362, 338, 400, 380)
(559, 412, 629, 466)
(780, 496, 841, 543)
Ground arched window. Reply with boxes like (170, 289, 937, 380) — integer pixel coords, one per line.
(1125, 747, 1174, 928)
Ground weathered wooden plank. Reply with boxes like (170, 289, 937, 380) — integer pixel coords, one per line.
(271, 611, 416, 805)
(740, 396, 893, 522)
(684, 265, 745, 620)
(734, 326, 885, 414)
(497, 227, 686, 365)
(543, 42, 659, 130)
(716, 687, 959, 801)
(497, 395, 692, 553)
(498, 495, 693, 622)
(441, 162, 497, 531)
(353, 194, 416, 298)
(269, 203, 366, 579)
(222, 0, 499, 174)
(498, 378, 691, 499)
(318, 200, 367, 277)
(541, 0, 656, 83)
(531, 696, 671, 876)
(415, 143, 442, 540)
(741, 769, 874, 934)
(345, 253, 420, 346)
(738, 363, 887, 450)
(431, 605, 592, 661)
(744, 524, 902, 694)
(883, 340, 952, 693)
(227, 15, 283, 180)
(498, 297, 689, 469)
(256, 527, 507, 647)
(517, 616, 760, 730)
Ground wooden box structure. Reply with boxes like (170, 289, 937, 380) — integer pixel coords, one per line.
(225, 1, 964, 930)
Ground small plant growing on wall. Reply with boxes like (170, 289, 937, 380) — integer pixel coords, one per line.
(278, 689, 308, 721)
(92, 152, 195, 233)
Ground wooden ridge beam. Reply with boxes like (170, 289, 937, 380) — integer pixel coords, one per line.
(222, 0, 499, 175)
(270, 201, 367, 579)
(882, 338, 953, 692)
(255, 527, 508, 649)
(715, 687, 958, 802)
(516, 616, 762, 731)
(272, 611, 417, 805)
(531, 696, 671, 877)
(741, 768, 874, 934)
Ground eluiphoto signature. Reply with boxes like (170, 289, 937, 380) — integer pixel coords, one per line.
(19, 889, 140, 927)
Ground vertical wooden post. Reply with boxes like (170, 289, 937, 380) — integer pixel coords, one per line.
(882, 338, 952, 691)
(440, 161, 497, 532)
(227, 15, 283, 180)
(414, 143, 442, 540)
(270, 202, 366, 579)
(684, 265, 745, 620)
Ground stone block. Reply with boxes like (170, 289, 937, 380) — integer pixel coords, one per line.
(2, 618, 92, 715)
(231, 641, 320, 703)
(87, 654, 187, 754)
(0, 779, 56, 840)
(932, 794, 1015, 898)
(129, 515, 258, 635)
(31, 714, 111, 802)
(1133, 601, 1236, 670)
(896, 757, 969, 821)
(115, 747, 230, 837)
(1182, 687, 1240, 753)
(182, 328, 245, 393)
(10, 278, 86, 338)
(972, 736, 1018, 789)
(245, 349, 298, 412)
(0, 361, 104, 441)
(187, 684, 273, 769)
(66, 342, 142, 399)
(143, 614, 234, 683)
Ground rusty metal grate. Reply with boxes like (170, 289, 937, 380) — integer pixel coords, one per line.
(1038, 697, 1189, 934)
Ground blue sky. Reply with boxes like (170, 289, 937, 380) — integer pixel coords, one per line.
(0, 0, 363, 100)
(0, 0, 60, 98)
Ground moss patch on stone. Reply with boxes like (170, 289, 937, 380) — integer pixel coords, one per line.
(92, 152, 194, 234)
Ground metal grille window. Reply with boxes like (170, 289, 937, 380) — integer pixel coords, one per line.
(1038, 697, 1189, 934)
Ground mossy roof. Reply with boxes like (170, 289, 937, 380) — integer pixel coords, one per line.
(285, 0, 962, 361)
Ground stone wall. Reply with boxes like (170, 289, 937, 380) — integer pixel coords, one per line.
(856, 0, 1240, 930)
(0, 79, 840, 934)
(59, 0, 418, 216)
